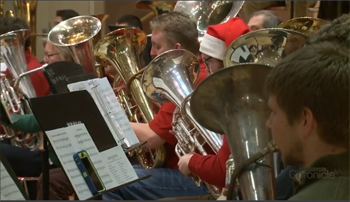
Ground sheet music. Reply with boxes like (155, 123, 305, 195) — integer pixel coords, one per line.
(67, 77, 139, 148)
(46, 123, 137, 200)
(0, 162, 25, 200)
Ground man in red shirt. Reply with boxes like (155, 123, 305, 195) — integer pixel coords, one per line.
(176, 17, 250, 193)
(102, 11, 210, 200)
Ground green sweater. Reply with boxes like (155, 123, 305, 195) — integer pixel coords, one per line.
(289, 152, 349, 200)
(2, 114, 61, 167)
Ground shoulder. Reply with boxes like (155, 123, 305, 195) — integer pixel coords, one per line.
(289, 177, 350, 200)
(25, 53, 41, 70)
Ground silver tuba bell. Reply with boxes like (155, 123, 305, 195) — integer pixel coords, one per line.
(0, 29, 40, 150)
(141, 49, 223, 198)
(190, 63, 278, 200)
(48, 15, 102, 74)
(173, 1, 245, 41)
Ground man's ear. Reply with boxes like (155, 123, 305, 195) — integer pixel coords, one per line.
(302, 107, 314, 138)
(175, 43, 182, 49)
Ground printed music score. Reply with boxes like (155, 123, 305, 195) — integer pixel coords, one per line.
(67, 77, 139, 148)
(46, 123, 137, 200)
(0, 162, 25, 200)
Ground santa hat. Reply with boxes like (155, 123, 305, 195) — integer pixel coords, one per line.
(200, 17, 250, 60)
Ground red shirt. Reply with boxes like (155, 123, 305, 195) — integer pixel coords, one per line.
(149, 58, 209, 170)
(5, 50, 50, 97)
(188, 135, 230, 190)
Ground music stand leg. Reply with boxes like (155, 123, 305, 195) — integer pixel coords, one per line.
(42, 135, 49, 200)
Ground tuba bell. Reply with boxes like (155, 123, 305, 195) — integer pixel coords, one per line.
(48, 15, 101, 74)
(190, 63, 278, 200)
(93, 27, 166, 169)
(278, 17, 327, 36)
(0, 30, 41, 150)
(173, 1, 245, 41)
(141, 49, 223, 198)
(135, 1, 176, 23)
(224, 28, 308, 68)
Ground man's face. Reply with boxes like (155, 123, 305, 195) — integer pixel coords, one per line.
(53, 16, 63, 26)
(43, 42, 62, 65)
(266, 95, 304, 166)
(248, 14, 265, 31)
(150, 29, 175, 58)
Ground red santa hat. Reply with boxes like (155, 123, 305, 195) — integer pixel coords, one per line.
(200, 17, 250, 60)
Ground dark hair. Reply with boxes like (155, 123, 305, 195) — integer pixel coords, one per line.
(250, 10, 282, 28)
(56, 9, 80, 21)
(117, 15, 143, 30)
(0, 17, 30, 50)
(308, 14, 350, 48)
(265, 42, 349, 148)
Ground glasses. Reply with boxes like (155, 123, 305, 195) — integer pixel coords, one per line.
(202, 56, 213, 68)
(44, 53, 59, 60)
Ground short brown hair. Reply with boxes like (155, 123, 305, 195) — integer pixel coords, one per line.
(150, 11, 199, 54)
(265, 42, 349, 148)
(308, 14, 350, 47)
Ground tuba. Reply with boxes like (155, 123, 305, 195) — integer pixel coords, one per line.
(190, 64, 278, 200)
(94, 27, 166, 169)
(0, 30, 40, 150)
(224, 28, 308, 68)
(141, 49, 223, 198)
(278, 17, 327, 36)
(135, 1, 176, 23)
(173, 1, 244, 41)
(48, 15, 101, 74)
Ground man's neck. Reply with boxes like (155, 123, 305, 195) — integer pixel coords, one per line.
(303, 142, 347, 167)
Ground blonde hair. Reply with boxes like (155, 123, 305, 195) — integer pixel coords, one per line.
(43, 37, 73, 62)
(150, 11, 199, 55)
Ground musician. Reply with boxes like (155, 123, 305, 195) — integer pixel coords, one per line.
(0, 17, 50, 97)
(247, 10, 282, 31)
(53, 9, 79, 26)
(264, 42, 349, 200)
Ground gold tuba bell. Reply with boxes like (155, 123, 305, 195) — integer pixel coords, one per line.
(94, 27, 166, 169)
(0, 29, 41, 150)
(48, 15, 102, 74)
(190, 63, 278, 200)
(135, 1, 176, 23)
(141, 49, 223, 198)
(278, 17, 327, 36)
(173, 1, 245, 41)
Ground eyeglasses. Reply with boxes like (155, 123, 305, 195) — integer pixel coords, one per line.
(44, 53, 59, 60)
(202, 56, 213, 68)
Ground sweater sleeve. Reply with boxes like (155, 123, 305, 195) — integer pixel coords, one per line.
(187, 136, 231, 190)
(3, 114, 42, 133)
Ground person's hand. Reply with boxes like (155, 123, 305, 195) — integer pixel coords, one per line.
(177, 153, 194, 177)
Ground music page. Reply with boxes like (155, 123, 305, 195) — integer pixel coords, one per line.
(0, 162, 25, 200)
(46, 123, 137, 200)
(67, 78, 139, 148)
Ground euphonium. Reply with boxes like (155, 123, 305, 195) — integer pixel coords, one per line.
(93, 27, 166, 169)
(141, 49, 223, 198)
(173, 1, 245, 41)
(0, 30, 40, 150)
(48, 15, 101, 74)
(190, 64, 278, 200)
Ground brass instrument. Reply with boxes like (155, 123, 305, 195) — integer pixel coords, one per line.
(135, 1, 176, 23)
(48, 15, 102, 74)
(224, 28, 307, 68)
(141, 49, 223, 198)
(190, 64, 278, 200)
(94, 27, 166, 169)
(278, 17, 327, 36)
(92, 14, 109, 46)
(0, 1, 39, 55)
(173, 1, 244, 41)
(0, 30, 40, 150)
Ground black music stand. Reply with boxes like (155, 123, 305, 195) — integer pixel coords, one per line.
(0, 152, 30, 200)
(29, 90, 149, 200)
(42, 61, 86, 94)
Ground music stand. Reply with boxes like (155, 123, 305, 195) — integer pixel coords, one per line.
(29, 91, 150, 200)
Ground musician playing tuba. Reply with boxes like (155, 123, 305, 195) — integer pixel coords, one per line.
(102, 11, 210, 200)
